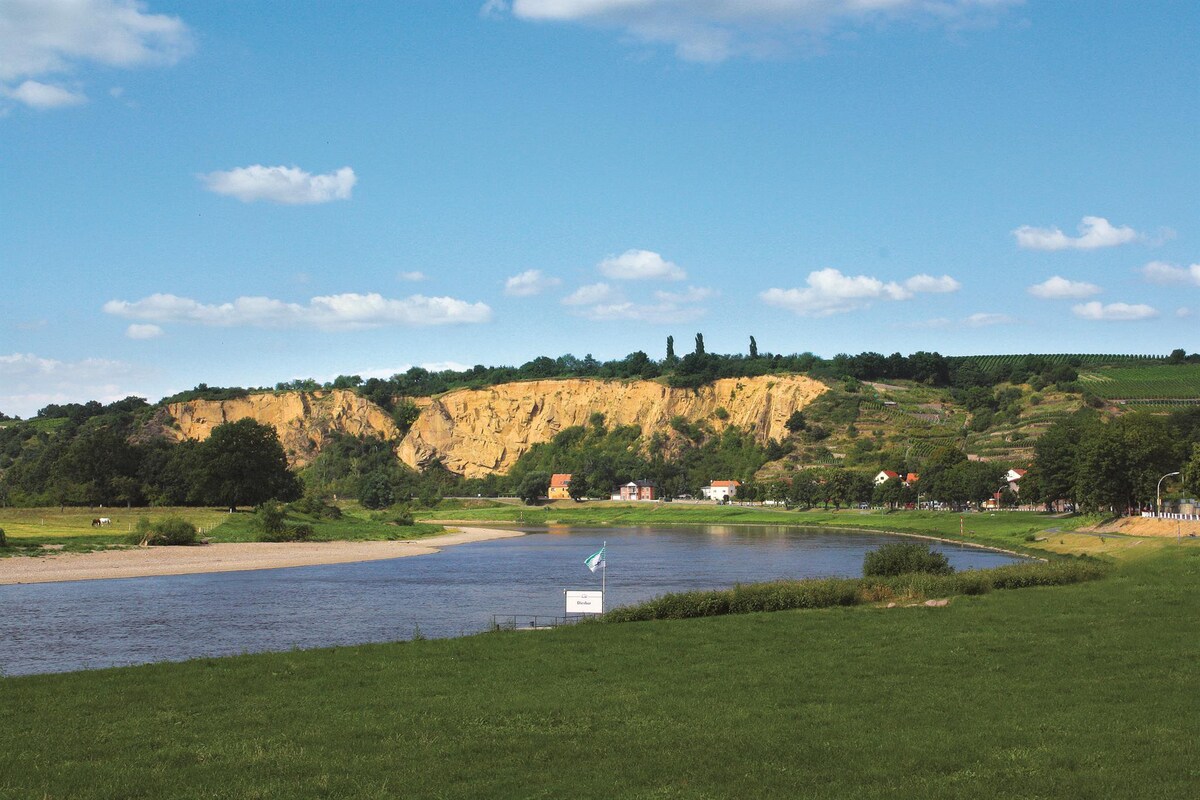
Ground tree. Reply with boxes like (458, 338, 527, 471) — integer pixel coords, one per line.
(194, 419, 301, 511)
(694, 332, 705, 357)
(665, 336, 677, 365)
(749, 336, 758, 359)
(784, 411, 807, 434)
(518, 471, 551, 505)
(1182, 443, 1200, 497)
(359, 471, 395, 510)
(567, 473, 590, 501)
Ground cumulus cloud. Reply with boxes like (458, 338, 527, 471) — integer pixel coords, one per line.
(103, 292, 492, 330)
(398, 271, 426, 282)
(505, 269, 562, 297)
(2, 79, 86, 109)
(199, 165, 357, 205)
(562, 283, 620, 306)
(598, 249, 686, 281)
(1072, 301, 1159, 322)
(1013, 216, 1139, 251)
(0, 352, 147, 419)
(1027, 276, 1103, 300)
(0, 0, 190, 109)
(1177, 308, 1192, 318)
(1140, 261, 1200, 286)
(125, 323, 163, 339)
(491, 0, 1017, 62)
(760, 268, 959, 317)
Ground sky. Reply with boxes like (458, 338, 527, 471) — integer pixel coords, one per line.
(1, 0, 1197, 418)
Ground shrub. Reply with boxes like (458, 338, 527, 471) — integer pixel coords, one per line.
(392, 510, 415, 526)
(0, 527, 6, 547)
(259, 523, 312, 543)
(130, 517, 198, 546)
(288, 494, 342, 519)
(863, 541, 954, 577)
(255, 501, 288, 535)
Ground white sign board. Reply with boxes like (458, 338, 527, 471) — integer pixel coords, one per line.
(565, 590, 604, 614)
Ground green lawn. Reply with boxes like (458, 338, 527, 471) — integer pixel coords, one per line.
(2, 546, 1196, 798)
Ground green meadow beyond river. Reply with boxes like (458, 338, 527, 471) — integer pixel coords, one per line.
(0, 525, 1028, 676)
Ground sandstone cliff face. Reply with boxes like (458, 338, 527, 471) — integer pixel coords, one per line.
(396, 376, 827, 477)
(163, 376, 827, 477)
(165, 389, 399, 467)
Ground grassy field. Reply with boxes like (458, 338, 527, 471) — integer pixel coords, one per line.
(2, 543, 1195, 798)
(0, 504, 442, 555)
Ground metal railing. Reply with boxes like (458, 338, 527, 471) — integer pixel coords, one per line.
(491, 614, 581, 631)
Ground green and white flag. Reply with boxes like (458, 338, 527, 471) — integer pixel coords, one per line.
(584, 545, 606, 573)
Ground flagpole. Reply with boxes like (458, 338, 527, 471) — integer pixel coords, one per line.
(601, 540, 606, 613)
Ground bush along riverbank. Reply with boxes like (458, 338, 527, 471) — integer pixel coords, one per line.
(600, 557, 1107, 623)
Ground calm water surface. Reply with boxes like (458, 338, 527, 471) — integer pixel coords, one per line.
(0, 526, 1026, 676)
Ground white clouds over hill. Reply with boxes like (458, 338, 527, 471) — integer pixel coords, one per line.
(104, 293, 492, 330)
(761, 268, 960, 317)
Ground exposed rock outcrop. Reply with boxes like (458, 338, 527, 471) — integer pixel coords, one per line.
(397, 376, 827, 477)
(165, 389, 399, 467)
(162, 375, 827, 477)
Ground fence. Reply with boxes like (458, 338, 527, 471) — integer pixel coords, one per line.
(491, 614, 582, 631)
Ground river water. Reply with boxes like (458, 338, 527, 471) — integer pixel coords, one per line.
(0, 525, 1026, 676)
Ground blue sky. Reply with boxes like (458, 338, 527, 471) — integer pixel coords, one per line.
(1, 0, 1197, 417)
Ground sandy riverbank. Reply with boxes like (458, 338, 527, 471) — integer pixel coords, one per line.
(1087, 516, 1200, 538)
(0, 527, 523, 585)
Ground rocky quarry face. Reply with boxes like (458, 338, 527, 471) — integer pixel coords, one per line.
(165, 376, 828, 477)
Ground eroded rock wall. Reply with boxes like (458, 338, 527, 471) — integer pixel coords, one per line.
(396, 375, 827, 477)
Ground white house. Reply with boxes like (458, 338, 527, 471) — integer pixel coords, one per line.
(873, 470, 900, 486)
(701, 480, 741, 501)
(1005, 468, 1027, 494)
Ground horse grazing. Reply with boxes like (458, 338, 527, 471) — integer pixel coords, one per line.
(91, 517, 111, 527)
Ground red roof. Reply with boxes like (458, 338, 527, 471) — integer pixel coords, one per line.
(881, 470, 899, 479)
(710, 480, 742, 487)
(1011, 468, 1028, 477)
(550, 473, 572, 488)
(905, 473, 920, 483)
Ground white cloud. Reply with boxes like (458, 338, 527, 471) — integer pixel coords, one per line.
(1027, 276, 1102, 300)
(1072, 301, 1159, 322)
(2, 79, 86, 109)
(562, 282, 619, 306)
(0, 352, 147, 418)
(903, 274, 961, 294)
(398, 271, 427, 282)
(103, 292, 492, 330)
(0, 0, 190, 108)
(964, 312, 1014, 327)
(1177, 308, 1192, 319)
(1013, 216, 1139, 251)
(125, 323, 163, 339)
(505, 269, 562, 297)
(1140, 261, 1200, 286)
(199, 165, 357, 205)
(495, 0, 1017, 62)
(761, 267, 958, 317)
(563, 282, 713, 322)
(598, 249, 685, 281)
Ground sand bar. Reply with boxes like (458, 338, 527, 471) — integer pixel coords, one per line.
(0, 527, 523, 585)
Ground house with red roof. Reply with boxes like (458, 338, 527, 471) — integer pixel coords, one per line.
(701, 480, 742, 502)
(548, 473, 572, 500)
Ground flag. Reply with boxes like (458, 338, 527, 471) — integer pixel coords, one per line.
(584, 545, 606, 573)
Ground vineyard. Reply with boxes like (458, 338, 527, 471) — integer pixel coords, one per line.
(1078, 364, 1200, 401)
(948, 353, 1167, 370)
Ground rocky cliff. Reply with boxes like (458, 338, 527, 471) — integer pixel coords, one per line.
(164, 375, 827, 476)
(396, 375, 827, 477)
(164, 389, 400, 467)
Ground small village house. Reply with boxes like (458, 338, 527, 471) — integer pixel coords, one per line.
(873, 470, 900, 486)
(548, 473, 572, 500)
(701, 480, 741, 502)
(612, 480, 658, 502)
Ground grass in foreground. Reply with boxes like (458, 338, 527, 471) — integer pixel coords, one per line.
(2, 547, 1196, 799)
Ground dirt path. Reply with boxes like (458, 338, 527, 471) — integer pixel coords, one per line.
(0, 527, 523, 585)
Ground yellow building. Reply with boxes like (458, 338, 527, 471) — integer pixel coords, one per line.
(548, 473, 572, 500)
